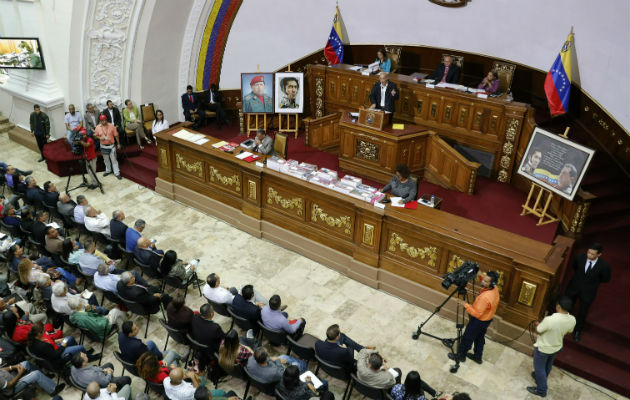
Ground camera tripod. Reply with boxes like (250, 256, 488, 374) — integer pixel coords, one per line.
(411, 286, 468, 373)
(65, 148, 104, 195)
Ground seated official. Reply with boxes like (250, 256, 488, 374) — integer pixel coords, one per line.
(246, 347, 306, 384)
(191, 304, 225, 356)
(84, 380, 131, 400)
(84, 206, 111, 236)
(74, 195, 89, 224)
(369, 72, 399, 114)
(252, 129, 274, 155)
(390, 370, 439, 400)
(42, 181, 59, 207)
(134, 237, 164, 271)
(57, 193, 77, 220)
(166, 295, 194, 332)
(116, 271, 171, 313)
(357, 348, 400, 390)
(201, 84, 230, 130)
(427, 55, 461, 84)
(118, 321, 182, 365)
(315, 324, 366, 373)
(123, 99, 151, 148)
(125, 219, 146, 252)
(218, 329, 255, 373)
(151, 109, 170, 134)
(261, 294, 305, 339)
(71, 352, 131, 390)
(181, 85, 204, 129)
(376, 48, 391, 73)
(68, 296, 126, 340)
(27, 321, 98, 366)
(477, 70, 500, 94)
(164, 367, 202, 400)
(379, 164, 417, 204)
(276, 365, 320, 400)
(79, 239, 120, 276)
(160, 250, 197, 282)
(94, 262, 147, 295)
(51, 281, 107, 315)
(109, 210, 128, 245)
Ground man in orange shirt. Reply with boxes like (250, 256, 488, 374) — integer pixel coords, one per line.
(449, 271, 500, 364)
(94, 114, 122, 180)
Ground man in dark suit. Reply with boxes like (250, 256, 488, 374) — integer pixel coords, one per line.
(116, 271, 170, 314)
(201, 84, 229, 130)
(109, 210, 128, 246)
(315, 324, 366, 373)
(25, 177, 45, 206)
(427, 55, 461, 84)
(102, 100, 125, 144)
(181, 85, 204, 129)
(564, 243, 611, 341)
(42, 181, 60, 207)
(118, 321, 163, 364)
(32, 210, 50, 245)
(231, 284, 263, 334)
(191, 303, 225, 354)
(369, 72, 399, 114)
(133, 237, 164, 273)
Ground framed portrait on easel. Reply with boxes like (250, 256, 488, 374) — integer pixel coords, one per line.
(274, 72, 304, 114)
(241, 72, 274, 113)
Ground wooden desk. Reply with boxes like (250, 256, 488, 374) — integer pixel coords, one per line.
(306, 64, 532, 183)
(155, 128, 572, 352)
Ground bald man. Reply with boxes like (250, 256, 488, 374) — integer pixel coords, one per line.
(57, 193, 77, 219)
(369, 72, 399, 115)
(427, 55, 461, 83)
(84, 380, 131, 400)
(163, 367, 200, 400)
(133, 236, 164, 272)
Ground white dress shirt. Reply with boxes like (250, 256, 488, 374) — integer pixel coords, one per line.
(83, 388, 124, 400)
(202, 283, 234, 304)
(585, 257, 599, 273)
(94, 273, 121, 294)
(163, 377, 196, 400)
(152, 119, 170, 134)
(74, 205, 86, 224)
(380, 85, 387, 108)
(52, 293, 88, 315)
(84, 212, 111, 236)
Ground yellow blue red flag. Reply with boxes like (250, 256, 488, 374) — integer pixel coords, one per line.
(324, 6, 344, 65)
(544, 32, 574, 116)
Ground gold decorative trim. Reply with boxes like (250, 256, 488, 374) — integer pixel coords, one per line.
(388, 233, 437, 267)
(159, 148, 168, 168)
(447, 254, 464, 273)
(445, 105, 452, 121)
(209, 166, 240, 191)
(341, 83, 346, 97)
(518, 281, 537, 306)
(311, 203, 352, 235)
(248, 180, 257, 200)
(496, 118, 519, 183)
(362, 223, 374, 246)
(175, 153, 203, 178)
(315, 77, 324, 118)
(467, 170, 477, 194)
(459, 108, 467, 124)
(356, 139, 379, 161)
(416, 99, 423, 114)
(430, 103, 437, 118)
(267, 187, 303, 216)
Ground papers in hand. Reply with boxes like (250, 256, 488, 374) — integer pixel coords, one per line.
(300, 371, 323, 389)
(349, 112, 359, 118)
(388, 367, 400, 378)
(390, 197, 405, 207)
(81, 290, 93, 300)
(46, 222, 61, 229)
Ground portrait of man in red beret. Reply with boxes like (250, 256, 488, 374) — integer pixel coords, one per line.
(242, 73, 274, 113)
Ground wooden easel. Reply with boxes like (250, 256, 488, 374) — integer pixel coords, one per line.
(520, 127, 571, 226)
(277, 64, 301, 139)
(246, 113, 267, 137)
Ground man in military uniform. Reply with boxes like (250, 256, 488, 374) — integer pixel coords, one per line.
(279, 77, 299, 109)
(243, 75, 273, 113)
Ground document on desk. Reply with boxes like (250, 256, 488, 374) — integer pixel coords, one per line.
(348, 65, 362, 71)
(235, 151, 252, 160)
(390, 197, 405, 207)
(193, 137, 210, 145)
(349, 112, 359, 118)
(212, 140, 228, 148)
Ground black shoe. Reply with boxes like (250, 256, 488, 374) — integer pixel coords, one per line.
(103, 172, 112, 176)
(86, 348, 95, 355)
(573, 330, 581, 342)
(526, 386, 546, 397)
(52, 383, 66, 396)
(280, 305, 288, 311)
(22, 170, 33, 176)
(88, 184, 98, 189)
(531, 371, 536, 381)
(466, 352, 482, 364)
(116, 175, 122, 180)
(448, 352, 465, 362)
(38, 157, 45, 162)
(87, 352, 102, 362)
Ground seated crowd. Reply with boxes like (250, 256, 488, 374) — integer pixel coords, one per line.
(0, 164, 471, 400)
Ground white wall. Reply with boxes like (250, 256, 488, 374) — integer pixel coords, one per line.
(220, 0, 630, 131)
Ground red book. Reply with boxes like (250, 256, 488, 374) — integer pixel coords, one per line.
(404, 201, 418, 210)
(244, 155, 261, 162)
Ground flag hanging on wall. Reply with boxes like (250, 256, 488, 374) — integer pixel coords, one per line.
(324, 6, 344, 65)
(544, 31, 574, 116)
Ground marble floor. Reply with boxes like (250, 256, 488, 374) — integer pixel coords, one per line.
(0, 133, 625, 400)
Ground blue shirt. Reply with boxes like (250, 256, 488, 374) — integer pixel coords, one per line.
(378, 58, 391, 73)
(125, 228, 141, 252)
(261, 306, 302, 334)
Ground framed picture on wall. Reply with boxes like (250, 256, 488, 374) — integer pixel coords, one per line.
(274, 72, 304, 114)
(241, 72, 274, 113)
(517, 126, 595, 201)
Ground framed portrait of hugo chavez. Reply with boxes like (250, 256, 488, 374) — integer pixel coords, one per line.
(274, 72, 304, 114)
(517, 126, 595, 201)
(241, 73, 274, 113)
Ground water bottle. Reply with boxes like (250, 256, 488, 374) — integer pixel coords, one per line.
(430, 195, 435, 206)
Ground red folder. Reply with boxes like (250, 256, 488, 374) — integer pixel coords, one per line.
(404, 201, 418, 210)
(244, 155, 261, 162)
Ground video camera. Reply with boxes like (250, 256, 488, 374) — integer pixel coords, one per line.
(442, 261, 479, 290)
(70, 129, 87, 155)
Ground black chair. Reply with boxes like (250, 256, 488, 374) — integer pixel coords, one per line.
(0, 220, 20, 241)
(70, 216, 90, 241)
(243, 366, 278, 398)
(134, 257, 162, 283)
(25, 346, 67, 384)
(118, 243, 135, 269)
(118, 294, 153, 338)
(0, 383, 26, 400)
(257, 320, 287, 346)
(206, 299, 233, 329)
(314, 353, 352, 400)
(162, 271, 201, 300)
(114, 350, 140, 377)
(101, 290, 122, 307)
(159, 319, 190, 357)
(42, 203, 61, 224)
(275, 387, 289, 400)
(185, 332, 209, 355)
(348, 373, 387, 399)
(68, 373, 88, 395)
(287, 333, 318, 362)
(144, 379, 165, 396)
(227, 306, 259, 337)
(19, 225, 34, 252)
(79, 323, 118, 366)
(105, 235, 122, 259)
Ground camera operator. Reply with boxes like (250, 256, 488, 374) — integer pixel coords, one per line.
(449, 271, 500, 365)
(94, 114, 122, 180)
(78, 128, 98, 189)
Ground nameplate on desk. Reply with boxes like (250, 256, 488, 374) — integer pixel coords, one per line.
(477, 93, 488, 99)
(255, 161, 265, 168)
(374, 202, 385, 209)
(426, 84, 435, 89)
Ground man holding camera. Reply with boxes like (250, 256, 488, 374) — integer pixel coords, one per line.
(449, 271, 500, 364)
(78, 128, 98, 189)
(94, 114, 122, 180)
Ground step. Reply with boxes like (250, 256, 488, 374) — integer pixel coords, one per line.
(0, 115, 9, 124)
(561, 328, 630, 370)
(587, 198, 630, 217)
(583, 213, 630, 235)
(585, 181, 630, 199)
(0, 122, 15, 133)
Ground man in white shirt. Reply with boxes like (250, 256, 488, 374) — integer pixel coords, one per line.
(64, 103, 83, 145)
(84, 206, 111, 236)
(369, 72, 398, 114)
(163, 367, 201, 400)
(202, 273, 237, 304)
(74, 195, 88, 224)
(84, 381, 131, 400)
(51, 282, 107, 315)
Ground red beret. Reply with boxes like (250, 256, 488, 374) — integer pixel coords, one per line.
(79, 127, 87, 134)
(250, 75, 265, 86)
(99, 114, 107, 120)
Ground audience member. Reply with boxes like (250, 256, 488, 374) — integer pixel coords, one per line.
(19, 208, 35, 232)
(42, 180, 60, 207)
(110, 210, 128, 245)
(202, 273, 236, 304)
(35, 274, 53, 302)
(94, 263, 147, 295)
(84, 103, 100, 139)
(32, 210, 49, 244)
(116, 271, 171, 313)
(0, 360, 65, 396)
(231, 284, 264, 332)
(103, 100, 124, 135)
(137, 351, 170, 384)
(123, 99, 151, 148)
(51, 281, 106, 315)
(118, 321, 182, 365)
(261, 294, 305, 339)
(25, 176, 45, 206)
(8, 243, 54, 272)
(193, 385, 240, 400)
(29, 104, 51, 162)
(166, 295, 194, 332)
(164, 367, 202, 400)
(161, 250, 197, 282)
(71, 351, 131, 390)
(218, 329, 254, 373)
(68, 296, 127, 339)
(27, 321, 97, 365)
(84, 206, 111, 235)
(125, 219, 145, 252)
(79, 239, 119, 276)
(133, 237, 163, 271)
(57, 193, 77, 219)
(79, 127, 100, 188)
(246, 347, 306, 384)
(390, 370, 438, 400)
(275, 365, 319, 400)
(357, 348, 399, 389)
(84, 380, 131, 400)
(2, 204, 21, 228)
(44, 226, 65, 254)
(17, 258, 50, 286)
(315, 324, 365, 373)
(74, 195, 89, 224)
(191, 304, 225, 357)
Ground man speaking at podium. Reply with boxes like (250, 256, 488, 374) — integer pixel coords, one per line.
(449, 271, 500, 365)
(369, 72, 399, 116)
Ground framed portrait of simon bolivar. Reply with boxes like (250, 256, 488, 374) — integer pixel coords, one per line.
(241, 72, 274, 113)
(274, 72, 304, 114)
(517, 126, 595, 201)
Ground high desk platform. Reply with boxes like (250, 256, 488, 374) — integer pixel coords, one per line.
(155, 127, 572, 354)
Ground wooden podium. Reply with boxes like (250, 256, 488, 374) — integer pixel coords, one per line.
(357, 107, 387, 130)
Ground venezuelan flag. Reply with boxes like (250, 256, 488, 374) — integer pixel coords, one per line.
(324, 6, 344, 65)
(544, 32, 574, 116)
